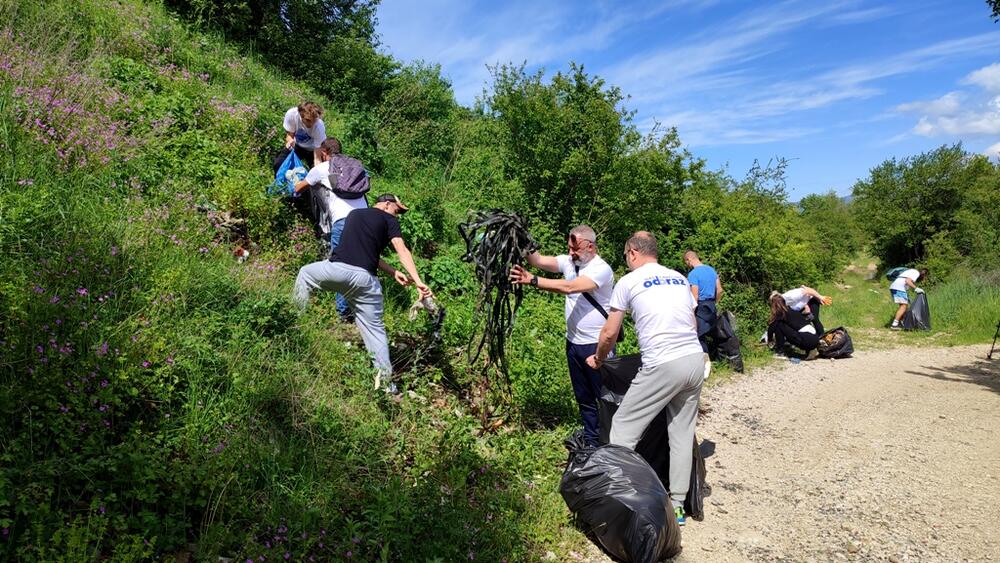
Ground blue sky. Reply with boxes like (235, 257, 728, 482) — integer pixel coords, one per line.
(375, 1, 1000, 199)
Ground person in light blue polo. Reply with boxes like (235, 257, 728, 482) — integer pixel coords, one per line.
(684, 251, 723, 353)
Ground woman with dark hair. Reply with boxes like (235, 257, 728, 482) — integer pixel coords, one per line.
(767, 291, 820, 359)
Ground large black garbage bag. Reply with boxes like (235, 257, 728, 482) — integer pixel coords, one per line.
(902, 292, 931, 331)
(560, 431, 683, 563)
(714, 311, 744, 372)
(598, 355, 709, 521)
(817, 326, 854, 358)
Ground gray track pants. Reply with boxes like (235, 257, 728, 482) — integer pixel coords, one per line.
(293, 260, 391, 375)
(609, 351, 705, 507)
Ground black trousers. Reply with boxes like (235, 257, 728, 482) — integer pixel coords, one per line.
(768, 321, 819, 352)
(694, 300, 718, 354)
(804, 297, 824, 335)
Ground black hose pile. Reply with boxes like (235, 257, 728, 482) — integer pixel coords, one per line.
(458, 210, 539, 386)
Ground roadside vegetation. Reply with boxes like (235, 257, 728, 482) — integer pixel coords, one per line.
(1, 0, 997, 560)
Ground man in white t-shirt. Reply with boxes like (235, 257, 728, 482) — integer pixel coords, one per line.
(279, 101, 327, 169)
(779, 285, 832, 334)
(295, 137, 368, 320)
(509, 225, 615, 446)
(889, 267, 927, 329)
(586, 231, 705, 526)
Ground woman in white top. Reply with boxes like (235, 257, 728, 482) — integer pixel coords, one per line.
(273, 101, 327, 171)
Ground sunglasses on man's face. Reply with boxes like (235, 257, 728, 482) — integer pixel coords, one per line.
(568, 234, 593, 249)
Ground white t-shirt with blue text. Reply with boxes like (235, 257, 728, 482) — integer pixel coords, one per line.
(283, 107, 327, 150)
(610, 262, 702, 368)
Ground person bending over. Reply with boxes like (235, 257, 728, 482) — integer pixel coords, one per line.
(586, 231, 705, 526)
(767, 292, 819, 359)
(293, 194, 431, 394)
(779, 285, 832, 334)
(295, 137, 369, 320)
(889, 268, 927, 330)
(274, 101, 326, 171)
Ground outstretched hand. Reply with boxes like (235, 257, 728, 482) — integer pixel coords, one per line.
(820, 295, 833, 305)
(416, 282, 433, 299)
(509, 264, 531, 285)
(393, 270, 410, 287)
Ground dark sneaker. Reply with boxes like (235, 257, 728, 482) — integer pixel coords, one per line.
(674, 506, 686, 527)
(889, 324, 902, 330)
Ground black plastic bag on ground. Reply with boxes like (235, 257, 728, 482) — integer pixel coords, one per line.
(598, 354, 709, 521)
(560, 431, 683, 563)
(902, 292, 931, 331)
(817, 326, 854, 358)
(714, 311, 744, 372)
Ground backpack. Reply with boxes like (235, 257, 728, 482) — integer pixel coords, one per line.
(817, 326, 854, 359)
(885, 266, 908, 281)
(326, 155, 370, 200)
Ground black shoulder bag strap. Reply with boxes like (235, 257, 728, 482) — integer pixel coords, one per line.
(575, 264, 624, 343)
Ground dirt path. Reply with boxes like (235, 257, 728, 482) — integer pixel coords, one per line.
(661, 344, 1000, 562)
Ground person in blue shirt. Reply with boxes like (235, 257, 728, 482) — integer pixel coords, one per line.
(684, 251, 724, 353)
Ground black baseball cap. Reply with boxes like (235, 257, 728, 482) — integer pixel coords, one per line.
(376, 193, 409, 214)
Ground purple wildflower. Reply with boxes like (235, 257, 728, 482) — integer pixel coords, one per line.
(284, 552, 291, 560)
(142, 360, 151, 368)
(77, 287, 88, 296)
(96, 342, 109, 357)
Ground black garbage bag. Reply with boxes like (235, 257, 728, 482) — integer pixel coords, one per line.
(817, 326, 854, 358)
(560, 431, 683, 563)
(714, 310, 744, 372)
(901, 292, 931, 331)
(598, 354, 709, 521)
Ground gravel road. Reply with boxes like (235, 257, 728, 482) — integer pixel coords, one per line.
(671, 344, 1000, 562)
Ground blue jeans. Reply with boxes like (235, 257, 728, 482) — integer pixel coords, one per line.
(566, 341, 604, 446)
(329, 218, 351, 318)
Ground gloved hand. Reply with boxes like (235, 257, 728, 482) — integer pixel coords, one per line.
(914, 287, 924, 294)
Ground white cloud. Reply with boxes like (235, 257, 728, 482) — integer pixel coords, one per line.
(896, 62, 1000, 139)
(985, 141, 1000, 159)
(896, 92, 963, 116)
(825, 6, 897, 25)
(963, 62, 1000, 93)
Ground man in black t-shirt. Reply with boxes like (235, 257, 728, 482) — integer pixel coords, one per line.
(293, 194, 433, 393)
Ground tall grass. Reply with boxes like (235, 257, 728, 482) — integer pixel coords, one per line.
(815, 261, 1000, 349)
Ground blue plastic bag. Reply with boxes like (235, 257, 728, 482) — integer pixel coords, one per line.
(270, 150, 307, 196)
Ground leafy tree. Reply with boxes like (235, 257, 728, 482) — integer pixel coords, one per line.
(165, 0, 391, 107)
(482, 63, 637, 236)
(798, 191, 863, 269)
(989, 0, 1000, 21)
(852, 144, 998, 274)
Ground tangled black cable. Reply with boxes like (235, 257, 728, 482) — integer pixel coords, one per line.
(459, 210, 539, 386)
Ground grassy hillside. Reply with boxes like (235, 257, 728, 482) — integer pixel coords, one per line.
(0, 1, 584, 560)
(2, 1, 997, 561)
